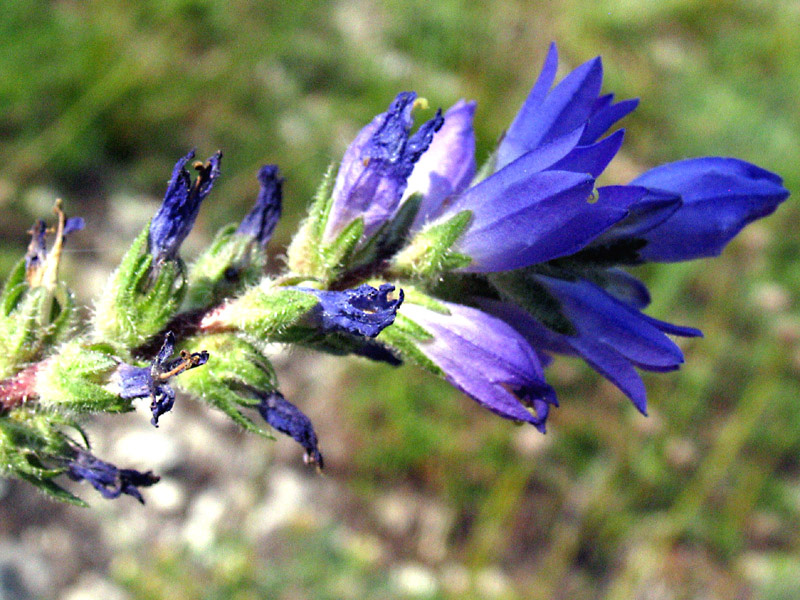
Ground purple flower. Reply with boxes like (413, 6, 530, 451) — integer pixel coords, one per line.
(257, 390, 323, 468)
(66, 447, 159, 503)
(302, 283, 404, 338)
(401, 301, 556, 432)
(114, 332, 209, 426)
(237, 164, 283, 247)
(149, 150, 222, 263)
(324, 92, 443, 242)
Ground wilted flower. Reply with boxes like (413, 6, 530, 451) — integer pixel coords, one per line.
(66, 447, 159, 503)
(256, 390, 323, 468)
(237, 164, 283, 247)
(149, 150, 222, 263)
(301, 283, 404, 338)
(112, 332, 209, 426)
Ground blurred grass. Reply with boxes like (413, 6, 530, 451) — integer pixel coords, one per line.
(2, 0, 800, 598)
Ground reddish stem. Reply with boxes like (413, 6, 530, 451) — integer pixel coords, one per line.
(0, 362, 44, 410)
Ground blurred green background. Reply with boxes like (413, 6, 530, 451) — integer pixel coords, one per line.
(1, 0, 799, 598)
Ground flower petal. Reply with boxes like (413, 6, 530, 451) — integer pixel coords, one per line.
(498, 47, 603, 169)
(445, 158, 626, 271)
(402, 301, 555, 431)
(579, 97, 639, 145)
(405, 99, 477, 229)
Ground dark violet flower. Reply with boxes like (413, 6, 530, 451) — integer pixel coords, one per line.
(256, 390, 323, 468)
(323, 92, 444, 242)
(66, 447, 159, 503)
(113, 332, 209, 426)
(401, 301, 556, 432)
(302, 283, 404, 338)
(149, 150, 222, 263)
(630, 157, 790, 262)
(237, 164, 283, 247)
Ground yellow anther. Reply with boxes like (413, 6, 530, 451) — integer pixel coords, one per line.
(413, 97, 429, 111)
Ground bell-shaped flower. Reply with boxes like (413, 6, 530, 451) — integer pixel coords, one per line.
(482, 277, 701, 415)
(400, 301, 556, 431)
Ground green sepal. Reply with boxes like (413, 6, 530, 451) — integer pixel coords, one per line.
(345, 194, 423, 278)
(93, 227, 186, 348)
(377, 315, 442, 376)
(36, 341, 133, 413)
(206, 283, 318, 343)
(488, 269, 576, 336)
(173, 334, 276, 436)
(391, 210, 473, 279)
(186, 224, 266, 310)
(0, 277, 78, 379)
(319, 217, 364, 281)
(286, 164, 337, 277)
(0, 408, 87, 506)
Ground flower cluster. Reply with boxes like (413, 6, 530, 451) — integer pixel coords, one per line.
(0, 43, 788, 505)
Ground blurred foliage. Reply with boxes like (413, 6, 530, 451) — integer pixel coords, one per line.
(1, 0, 799, 598)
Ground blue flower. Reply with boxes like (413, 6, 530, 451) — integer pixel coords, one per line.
(630, 157, 789, 261)
(479, 278, 702, 415)
(401, 301, 556, 432)
(301, 283, 404, 338)
(237, 164, 283, 247)
(406, 44, 641, 272)
(377, 43, 789, 429)
(324, 92, 443, 242)
(256, 390, 323, 468)
(149, 150, 222, 263)
(496, 42, 637, 171)
(114, 332, 209, 426)
(66, 447, 159, 503)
